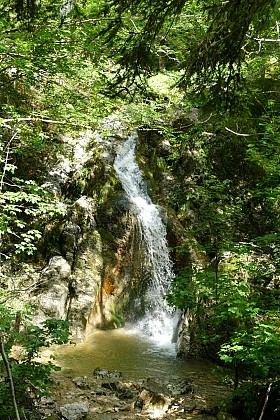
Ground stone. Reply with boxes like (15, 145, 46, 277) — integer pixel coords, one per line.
(36, 396, 58, 419)
(101, 381, 119, 391)
(166, 378, 194, 396)
(72, 376, 90, 390)
(101, 381, 134, 399)
(44, 256, 72, 280)
(93, 367, 122, 379)
(60, 402, 88, 420)
(144, 376, 193, 397)
(122, 402, 135, 412)
(136, 389, 171, 412)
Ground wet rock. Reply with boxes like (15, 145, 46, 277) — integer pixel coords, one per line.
(101, 381, 134, 399)
(62, 221, 81, 263)
(167, 378, 194, 396)
(144, 376, 193, 396)
(72, 376, 90, 390)
(116, 385, 135, 400)
(93, 367, 122, 379)
(60, 402, 88, 420)
(136, 388, 171, 412)
(101, 381, 119, 392)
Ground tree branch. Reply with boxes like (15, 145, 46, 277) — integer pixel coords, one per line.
(259, 382, 272, 420)
(247, 33, 280, 43)
(0, 130, 19, 192)
(0, 117, 91, 129)
(64, 17, 115, 24)
(225, 127, 264, 136)
(0, 281, 46, 304)
(246, 31, 280, 52)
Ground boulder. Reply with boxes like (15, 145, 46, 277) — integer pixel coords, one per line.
(144, 376, 193, 396)
(60, 402, 88, 420)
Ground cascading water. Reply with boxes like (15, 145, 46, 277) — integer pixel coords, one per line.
(52, 128, 218, 388)
(114, 133, 178, 348)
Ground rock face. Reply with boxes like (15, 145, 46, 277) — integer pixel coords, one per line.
(27, 125, 164, 338)
(23, 117, 200, 352)
(31, 256, 71, 322)
(30, 196, 104, 336)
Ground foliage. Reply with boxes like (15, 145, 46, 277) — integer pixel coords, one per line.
(184, 0, 278, 95)
(219, 319, 280, 378)
(0, 1, 279, 417)
(0, 1, 124, 266)
(89, 0, 280, 102)
(165, 83, 280, 396)
(167, 241, 280, 386)
(0, 303, 71, 419)
(0, 125, 66, 261)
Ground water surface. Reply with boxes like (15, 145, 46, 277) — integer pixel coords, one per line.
(54, 327, 213, 381)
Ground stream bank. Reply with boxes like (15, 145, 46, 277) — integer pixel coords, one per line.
(36, 328, 235, 420)
(38, 364, 234, 420)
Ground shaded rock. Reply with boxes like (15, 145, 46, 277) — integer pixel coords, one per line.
(72, 376, 90, 390)
(121, 402, 135, 412)
(217, 412, 237, 420)
(101, 381, 134, 399)
(60, 402, 88, 420)
(101, 381, 119, 391)
(62, 221, 81, 263)
(36, 396, 59, 419)
(171, 107, 199, 129)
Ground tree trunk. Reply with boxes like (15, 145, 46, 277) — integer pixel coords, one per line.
(0, 328, 21, 420)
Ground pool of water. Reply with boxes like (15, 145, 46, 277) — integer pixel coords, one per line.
(54, 326, 213, 381)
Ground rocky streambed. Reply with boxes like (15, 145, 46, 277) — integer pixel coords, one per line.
(37, 365, 236, 420)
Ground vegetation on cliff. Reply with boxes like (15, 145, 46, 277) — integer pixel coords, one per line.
(0, 0, 279, 418)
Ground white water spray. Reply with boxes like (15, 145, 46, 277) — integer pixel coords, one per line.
(114, 133, 177, 347)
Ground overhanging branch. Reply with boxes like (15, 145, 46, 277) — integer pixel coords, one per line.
(0, 117, 91, 129)
(225, 127, 264, 136)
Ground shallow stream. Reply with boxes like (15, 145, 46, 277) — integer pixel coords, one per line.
(54, 327, 214, 381)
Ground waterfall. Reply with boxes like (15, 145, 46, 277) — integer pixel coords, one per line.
(114, 133, 177, 346)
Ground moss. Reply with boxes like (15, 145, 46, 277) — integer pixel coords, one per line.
(102, 312, 125, 330)
(98, 227, 115, 242)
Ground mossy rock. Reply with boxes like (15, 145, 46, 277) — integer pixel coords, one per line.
(101, 312, 125, 330)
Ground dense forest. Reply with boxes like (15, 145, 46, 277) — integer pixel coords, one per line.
(0, 0, 280, 418)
